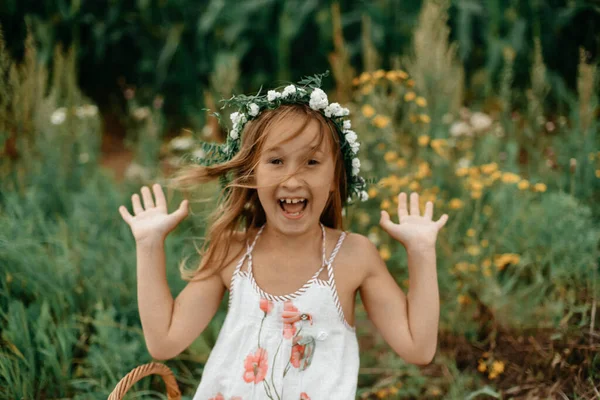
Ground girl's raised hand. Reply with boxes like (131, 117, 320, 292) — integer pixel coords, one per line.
(379, 192, 448, 249)
(119, 183, 189, 243)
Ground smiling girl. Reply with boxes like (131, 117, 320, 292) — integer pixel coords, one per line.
(119, 74, 448, 399)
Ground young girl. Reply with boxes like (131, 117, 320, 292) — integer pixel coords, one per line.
(119, 74, 448, 400)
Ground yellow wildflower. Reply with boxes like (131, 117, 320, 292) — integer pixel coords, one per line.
(595, 170, 600, 178)
(481, 239, 489, 248)
(492, 360, 505, 374)
(404, 91, 416, 101)
(359, 72, 371, 83)
(357, 212, 370, 226)
(419, 114, 431, 124)
(384, 151, 398, 162)
(373, 69, 386, 80)
(362, 104, 376, 118)
(377, 142, 386, 150)
(380, 199, 391, 209)
(517, 180, 530, 190)
(449, 198, 464, 209)
(373, 115, 391, 128)
(418, 135, 430, 146)
(471, 191, 482, 200)
(456, 167, 469, 177)
(430, 387, 442, 396)
(470, 181, 484, 191)
(469, 263, 478, 271)
(352, 77, 360, 86)
(409, 114, 418, 123)
(389, 386, 399, 394)
(589, 152, 595, 161)
(483, 267, 492, 277)
(501, 172, 521, 183)
(466, 228, 476, 237)
(480, 162, 499, 174)
(489, 371, 498, 379)
(385, 70, 398, 81)
(491, 171, 503, 181)
(396, 158, 407, 168)
(456, 262, 469, 272)
(478, 360, 487, 372)
(409, 181, 420, 191)
(416, 97, 427, 107)
(396, 70, 409, 79)
(406, 79, 415, 87)
(482, 258, 492, 268)
(379, 246, 391, 261)
(430, 138, 446, 149)
(458, 294, 470, 305)
(361, 84, 373, 95)
(368, 187, 378, 198)
(376, 388, 388, 398)
(467, 245, 481, 256)
(533, 183, 547, 192)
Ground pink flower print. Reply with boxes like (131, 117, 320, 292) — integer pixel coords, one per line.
(290, 342, 306, 368)
(209, 394, 224, 400)
(282, 301, 299, 339)
(230, 397, 242, 400)
(243, 348, 268, 384)
(300, 393, 311, 400)
(260, 298, 273, 314)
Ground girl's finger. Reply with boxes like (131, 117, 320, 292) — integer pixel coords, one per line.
(132, 194, 144, 215)
(119, 206, 133, 224)
(436, 214, 448, 229)
(141, 186, 155, 209)
(409, 192, 420, 216)
(172, 200, 189, 221)
(424, 201, 434, 220)
(153, 183, 167, 209)
(398, 193, 409, 220)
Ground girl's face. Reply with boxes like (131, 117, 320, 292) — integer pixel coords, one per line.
(255, 114, 336, 235)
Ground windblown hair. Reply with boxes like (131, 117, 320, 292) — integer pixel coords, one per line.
(170, 103, 348, 281)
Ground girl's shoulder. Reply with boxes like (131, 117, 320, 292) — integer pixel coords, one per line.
(326, 228, 376, 281)
(216, 229, 251, 289)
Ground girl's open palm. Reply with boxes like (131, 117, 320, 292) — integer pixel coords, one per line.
(379, 192, 448, 249)
(119, 183, 189, 243)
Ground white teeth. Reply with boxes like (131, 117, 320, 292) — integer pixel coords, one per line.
(279, 198, 306, 204)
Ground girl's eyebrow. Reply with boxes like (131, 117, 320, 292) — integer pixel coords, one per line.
(265, 146, 325, 155)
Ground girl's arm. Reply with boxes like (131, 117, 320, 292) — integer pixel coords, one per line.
(358, 237, 438, 365)
(120, 184, 226, 360)
(360, 192, 447, 365)
(136, 238, 225, 360)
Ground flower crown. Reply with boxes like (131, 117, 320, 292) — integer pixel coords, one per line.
(195, 71, 368, 204)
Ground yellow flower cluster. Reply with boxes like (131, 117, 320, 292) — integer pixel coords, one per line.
(359, 381, 402, 399)
(353, 69, 410, 86)
(493, 253, 521, 270)
(478, 356, 505, 380)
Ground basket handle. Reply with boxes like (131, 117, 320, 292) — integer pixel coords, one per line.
(108, 362, 181, 400)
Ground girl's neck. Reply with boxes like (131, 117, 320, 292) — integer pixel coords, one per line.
(259, 222, 323, 258)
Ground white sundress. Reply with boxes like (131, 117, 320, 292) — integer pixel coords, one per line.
(192, 222, 360, 400)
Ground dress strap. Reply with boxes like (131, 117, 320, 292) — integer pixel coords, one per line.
(325, 230, 353, 331)
(232, 224, 266, 276)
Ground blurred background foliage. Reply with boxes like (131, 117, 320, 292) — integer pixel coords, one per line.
(1, 0, 599, 399)
(1, 0, 599, 128)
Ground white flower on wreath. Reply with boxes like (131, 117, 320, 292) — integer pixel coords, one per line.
(344, 130, 357, 144)
(248, 103, 260, 117)
(343, 120, 351, 130)
(324, 102, 349, 118)
(267, 90, 282, 102)
(282, 85, 297, 98)
(309, 88, 328, 110)
(230, 112, 247, 126)
(351, 158, 361, 176)
(350, 142, 360, 154)
(359, 190, 369, 202)
(229, 127, 239, 140)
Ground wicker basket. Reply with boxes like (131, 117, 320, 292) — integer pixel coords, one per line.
(108, 362, 181, 400)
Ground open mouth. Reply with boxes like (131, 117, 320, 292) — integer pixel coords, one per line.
(278, 198, 308, 217)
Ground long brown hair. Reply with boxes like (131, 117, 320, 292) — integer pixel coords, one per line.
(170, 103, 348, 281)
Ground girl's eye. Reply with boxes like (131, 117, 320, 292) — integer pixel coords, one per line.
(308, 159, 319, 165)
(269, 159, 282, 165)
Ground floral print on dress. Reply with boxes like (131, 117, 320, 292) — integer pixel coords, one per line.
(300, 393, 311, 400)
(242, 348, 268, 383)
(208, 394, 242, 400)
